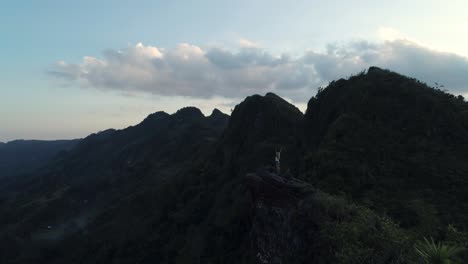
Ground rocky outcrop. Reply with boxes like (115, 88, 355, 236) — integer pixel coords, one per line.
(246, 168, 410, 264)
(246, 169, 316, 264)
(221, 93, 303, 175)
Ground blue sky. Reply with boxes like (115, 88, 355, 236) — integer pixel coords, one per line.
(1, 0, 468, 141)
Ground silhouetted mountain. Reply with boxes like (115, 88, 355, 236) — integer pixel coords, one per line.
(1, 68, 468, 263)
(0, 139, 80, 178)
(303, 68, 468, 236)
(221, 92, 303, 174)
(0, 108, 230, 263)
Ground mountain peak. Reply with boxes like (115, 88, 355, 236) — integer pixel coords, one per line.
(209, 108, 229, 120)
(5, 69, 468, 263)
(141, 111, 170, 124)
(210, 108, 224, 117)
(222, 93, 303, 172)
(367, 66, 384, 73)
(174, 106, 204, 119)
(148, 111, 170, 118)
(264, 92, 281, 99)
(231, 93, 302, 122)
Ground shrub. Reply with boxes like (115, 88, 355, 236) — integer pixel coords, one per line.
(414, 237, 463, 264)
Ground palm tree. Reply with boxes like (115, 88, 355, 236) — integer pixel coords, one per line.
(414, 237, 463, 264)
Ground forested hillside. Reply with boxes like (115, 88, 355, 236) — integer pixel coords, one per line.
(0, 139, 80, 178)
(1, 67, 467, 263)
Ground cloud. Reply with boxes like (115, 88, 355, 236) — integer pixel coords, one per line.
(304, 39, 468, 93)
(51, 42, 319, 101)
(238, 38, 260, 48)
(51, 38, 468, 102)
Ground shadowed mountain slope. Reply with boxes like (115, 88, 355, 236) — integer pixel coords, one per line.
(0, 139, 80, 178)
(303, 67, 468, 235)
(1, 68, 468, 263)
(221, 92, 303, 174)
(0, 108, 229, 263)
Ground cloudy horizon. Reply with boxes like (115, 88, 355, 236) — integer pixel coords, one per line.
(2, 1, 468, 142)
(50, 34, 468, 102)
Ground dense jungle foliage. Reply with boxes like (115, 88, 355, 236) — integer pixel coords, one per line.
(1, 67, 467, 263)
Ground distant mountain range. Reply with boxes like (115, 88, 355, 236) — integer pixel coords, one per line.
(1, 67, 468, 263)
(0, 139, 80, 178)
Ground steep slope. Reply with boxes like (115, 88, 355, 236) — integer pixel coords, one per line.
(2, 70, 468, 263)
(303, 67, 468, 237)
(30, 93, 303, 264)
(222, 92, 304, 174)
(0, 139, 80, 178)
(247, 169, 411, 264)
(0, 107, 229, 264)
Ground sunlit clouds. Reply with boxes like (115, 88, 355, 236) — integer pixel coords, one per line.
(51, 35, 468, 103)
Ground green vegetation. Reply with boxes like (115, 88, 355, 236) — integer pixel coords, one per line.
(303, 67, 468, 247)
(415, 237, 463, 264)
(0, 67, 468, 263)
(0, 139, 79, 178)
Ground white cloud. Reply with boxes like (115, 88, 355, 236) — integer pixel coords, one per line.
(50, 37, 468, 102)
(134, 42, 163, 58)
(305, 39, 468, 93)
(238, 38, 260, 48)
(50, 42, 319, 101)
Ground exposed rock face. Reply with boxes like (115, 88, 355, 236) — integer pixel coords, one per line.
(247, 169, 313, 264)
(4, 70, 468, 263)
(246, 168, 410, 264)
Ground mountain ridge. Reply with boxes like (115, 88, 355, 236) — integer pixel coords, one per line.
(0, 139, 80, 178)
(1, 67, 468, 263)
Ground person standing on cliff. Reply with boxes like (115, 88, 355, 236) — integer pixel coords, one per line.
(275, 147, 282, 175)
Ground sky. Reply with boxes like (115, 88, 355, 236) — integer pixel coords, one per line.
(1, 0, 468, 142)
